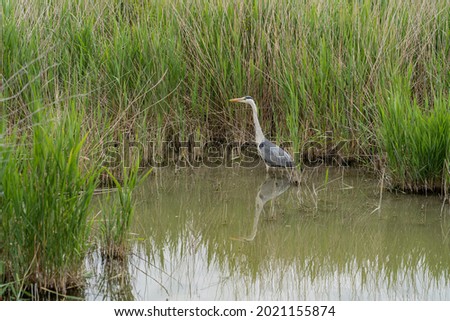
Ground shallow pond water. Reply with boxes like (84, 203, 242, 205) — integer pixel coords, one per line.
(85, 167, 450, 300)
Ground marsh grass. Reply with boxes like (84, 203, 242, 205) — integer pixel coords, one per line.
(100, 160, 152, 260)
(4, 1, 447, 161)
(1, 103, 98, 296)
(379, 76, 450, 192)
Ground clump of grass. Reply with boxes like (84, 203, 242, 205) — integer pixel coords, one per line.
(379, 86, 450, 192)
(100, 159, 152, 260)
(1, 103, 99, 297)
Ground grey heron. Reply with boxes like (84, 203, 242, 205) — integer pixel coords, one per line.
(229, 96, 295, 170)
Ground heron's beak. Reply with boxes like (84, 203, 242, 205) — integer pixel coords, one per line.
(229, 97, 243, 103)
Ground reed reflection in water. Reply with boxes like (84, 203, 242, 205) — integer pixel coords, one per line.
(85, 167, 450, 300)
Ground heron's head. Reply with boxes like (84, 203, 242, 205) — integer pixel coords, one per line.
(229, 96, 254, 104)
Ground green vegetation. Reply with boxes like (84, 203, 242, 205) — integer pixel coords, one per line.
(380, 79, 450, 192)
(101, 161, 152, 260)
(4, 0, 448, 164)
(1, 0, 449, 298)
(1, 104, 98, 296)
(0, 102, 150, 298)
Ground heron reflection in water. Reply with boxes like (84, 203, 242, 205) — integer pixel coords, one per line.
(232, 176, 291, 242)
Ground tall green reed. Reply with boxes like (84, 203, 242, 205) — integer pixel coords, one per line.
(379, 77, 449, 192)
(2, 101, 98, 295)
(100, 159, 152, 260)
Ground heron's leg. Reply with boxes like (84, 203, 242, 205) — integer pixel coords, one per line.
(269, 199, 277, 219)
(287, 167, 300, 186)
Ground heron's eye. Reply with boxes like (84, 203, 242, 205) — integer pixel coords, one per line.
(244, 96, 253, 100)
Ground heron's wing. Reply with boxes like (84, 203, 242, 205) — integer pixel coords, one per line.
(259, 140, 295, 167)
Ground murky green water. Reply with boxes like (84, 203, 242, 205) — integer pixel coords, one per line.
(86, 167, 450, 300)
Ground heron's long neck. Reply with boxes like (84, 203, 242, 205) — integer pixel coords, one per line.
(249, 100, 265, 145)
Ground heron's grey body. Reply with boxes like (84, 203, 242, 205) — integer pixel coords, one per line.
(258, 140, 295, 168)
(229, 96, 295, 169)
